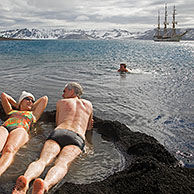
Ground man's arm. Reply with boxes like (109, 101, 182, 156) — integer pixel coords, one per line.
(55, 100, 60, 126)
(87, 112, 93, 131)
(85, 130, 93, 146)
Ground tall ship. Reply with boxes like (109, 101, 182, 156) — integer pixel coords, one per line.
(153, 4, 187, 42)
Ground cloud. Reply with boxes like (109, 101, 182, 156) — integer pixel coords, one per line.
(0, 0, 193, 31)
(75, 15, 90, 21)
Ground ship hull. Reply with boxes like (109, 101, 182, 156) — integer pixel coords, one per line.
(153, 35, 183, 42)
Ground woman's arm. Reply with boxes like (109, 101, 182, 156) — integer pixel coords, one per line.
(32, 96, 48, 121)
(1, 92, 18, 115)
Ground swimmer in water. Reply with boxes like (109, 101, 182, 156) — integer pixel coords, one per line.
(118, 63, 132, 73)
(13, 82, 93, 194)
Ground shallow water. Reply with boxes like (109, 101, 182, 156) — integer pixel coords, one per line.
(0, 39, 193, 170)
(0, 122, 125, 193)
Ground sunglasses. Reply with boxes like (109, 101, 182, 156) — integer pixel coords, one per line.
(24, 97, 35, 103)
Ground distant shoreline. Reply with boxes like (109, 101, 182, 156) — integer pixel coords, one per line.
(0, 35, 194, 42)
(0, 37, 30, 41)
(1, 28, 193, 40)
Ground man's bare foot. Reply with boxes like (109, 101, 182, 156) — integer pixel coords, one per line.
(12, 175, 28, 194)
(32, 178, 45, 194)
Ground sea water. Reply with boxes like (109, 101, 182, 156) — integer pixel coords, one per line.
(0, 40, 193, 174)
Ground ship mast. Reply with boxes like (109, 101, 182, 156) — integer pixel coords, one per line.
(172, 5, 177, 36)
(163, 3, 169, 36)
(157, 10, 161, 37)
(153, 4, 187, 41)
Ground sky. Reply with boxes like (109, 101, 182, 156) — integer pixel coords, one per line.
(0, 0, 193, 32)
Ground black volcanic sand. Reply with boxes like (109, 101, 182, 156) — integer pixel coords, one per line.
(0, 105, 194, 194)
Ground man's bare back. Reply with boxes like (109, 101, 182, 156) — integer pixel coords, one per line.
(56, 97, 93, 139)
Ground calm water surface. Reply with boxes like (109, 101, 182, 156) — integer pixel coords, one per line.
(0, 123, 125, 182)
(0, 40, 193, 182)
(0, 122, 125, 193)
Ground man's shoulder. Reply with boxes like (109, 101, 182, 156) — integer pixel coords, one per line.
(57, 98, 92, 105)
(57, 99, 65, 103)
(56, 99, 69, 105)
(81, 99, 93, 108)
(81, 98, 91, 103)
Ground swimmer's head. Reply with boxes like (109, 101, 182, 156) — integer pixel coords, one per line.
(65, 82, 83, 98)
(120, 63, 127, 68)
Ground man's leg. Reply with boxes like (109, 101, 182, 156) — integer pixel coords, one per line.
(12, 140, 60, 194)
(32, 145, 81, 194)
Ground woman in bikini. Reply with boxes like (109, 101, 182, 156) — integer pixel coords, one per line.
(0, 91, 48, 176)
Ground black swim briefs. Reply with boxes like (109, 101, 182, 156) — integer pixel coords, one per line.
(47, 129, 85, 151)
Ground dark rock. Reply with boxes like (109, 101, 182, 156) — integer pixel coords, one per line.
(39, 110, 56, 123)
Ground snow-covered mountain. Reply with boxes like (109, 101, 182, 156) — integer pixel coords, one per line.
(0, 28, 194, 40)
(0, 28, 139, 40)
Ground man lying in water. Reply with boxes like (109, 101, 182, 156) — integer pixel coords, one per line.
(12, 82, 93, 194)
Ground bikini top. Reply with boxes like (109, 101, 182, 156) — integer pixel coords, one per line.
(3, 110, 36, 132)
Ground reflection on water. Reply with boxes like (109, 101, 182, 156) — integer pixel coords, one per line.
(64, 130, 125, 184)
(0, 40, 193, 168)
(0, 122, 52, 183)
(0, 122, 125, 193)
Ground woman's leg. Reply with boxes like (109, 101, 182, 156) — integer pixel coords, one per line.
(0, 126, 9, 152)
(0, 128, 29, 176)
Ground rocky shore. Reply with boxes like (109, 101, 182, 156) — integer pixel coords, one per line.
(0, 106, 193, 194)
